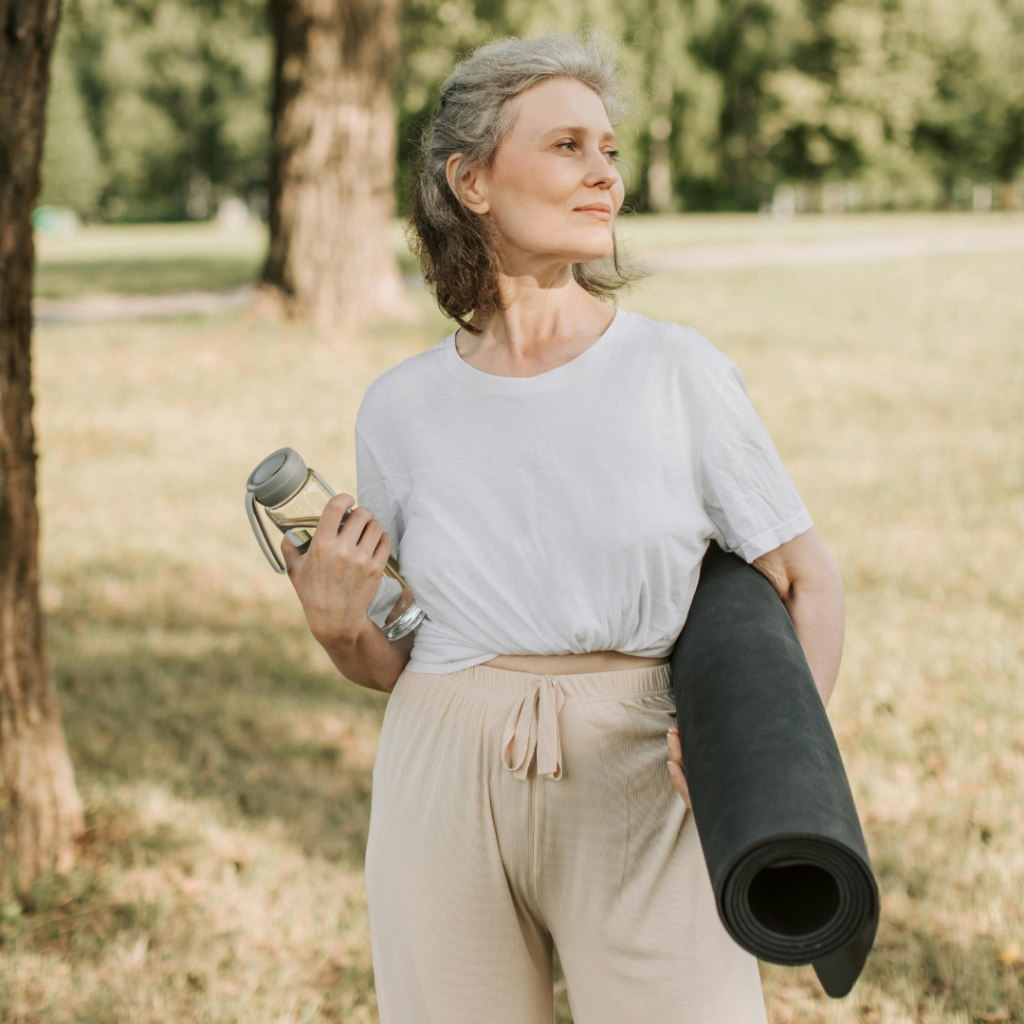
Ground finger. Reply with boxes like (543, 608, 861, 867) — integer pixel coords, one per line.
(667, 761, 692, 809)
(281, 532, 302, 574)
(337, 506, 376, 548)
(316, 493, 356, 537)
(356, 518, 384, 553)
(370, 530, 393, 571)
(667, 727, 683, 767)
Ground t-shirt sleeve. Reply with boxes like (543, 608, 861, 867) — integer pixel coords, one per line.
(355, 427, 405, 630)
(699, 362, 813, 563)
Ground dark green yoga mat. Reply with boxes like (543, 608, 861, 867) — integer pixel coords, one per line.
(670, 542, 878, 998)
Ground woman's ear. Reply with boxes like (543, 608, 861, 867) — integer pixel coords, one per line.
(446, 153, 489, 214)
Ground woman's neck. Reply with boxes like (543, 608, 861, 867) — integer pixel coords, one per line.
(456, 266, 616, 378)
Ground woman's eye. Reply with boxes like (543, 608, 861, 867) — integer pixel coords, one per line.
(558, 141, 576, 151)
(606, 149, 619, 160)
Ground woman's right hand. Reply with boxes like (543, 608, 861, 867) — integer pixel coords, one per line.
(281, 493, 393, 646)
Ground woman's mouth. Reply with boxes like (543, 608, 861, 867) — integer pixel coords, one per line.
(574, 205, 612, 221)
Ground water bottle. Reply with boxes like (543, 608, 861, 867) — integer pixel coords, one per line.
(245, 447, 425, 641)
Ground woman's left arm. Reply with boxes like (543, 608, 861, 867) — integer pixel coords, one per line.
(752, 526, 845, 708)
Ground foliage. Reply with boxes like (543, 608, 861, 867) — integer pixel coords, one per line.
(625, 0, 1024, 210)
(37, 0, 1024, 218)
(49, 0, 272, 222)
(757, 0, 1024, 209)
(38, 33, 108, 214)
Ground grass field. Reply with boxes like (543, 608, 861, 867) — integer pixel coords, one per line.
(2, 214, 1022, 1023)
(32, 211, 1024, 297)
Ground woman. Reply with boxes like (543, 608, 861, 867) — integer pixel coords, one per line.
(283, 32, 845, 1024)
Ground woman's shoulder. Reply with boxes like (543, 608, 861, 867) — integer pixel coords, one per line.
(620, 310, 737, 389)
(356, 333, 453, 429)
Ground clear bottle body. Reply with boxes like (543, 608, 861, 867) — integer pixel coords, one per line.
(266, 469, 412, 589)
(265, 468, 334, 533)
(246, 455, 425, 640)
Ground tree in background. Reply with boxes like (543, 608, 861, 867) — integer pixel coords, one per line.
(57, 0, 272, 221)
(729, 0, 1024, 210)
(0, 0, 85, 897)
(910, 0, 1024, 207)
(255, 0, 409, 333)
(625, 6, 722, 214)
(675, 0, 814, 210)
(37, 29, 107, 214)
(32, 0, 1024, 221)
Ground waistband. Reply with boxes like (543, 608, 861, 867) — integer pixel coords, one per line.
(399, 662, 674, 784)
(404, 661, 673, 701)
(484, 651, 670, 674)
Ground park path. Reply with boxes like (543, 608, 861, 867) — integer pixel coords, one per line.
(34, 285, 254, 323)
(644, 222, 1024, 272)
(34, 222, 1024, 323)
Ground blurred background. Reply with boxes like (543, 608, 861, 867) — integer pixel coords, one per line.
(4, 0, 1024, 1021)
(32, 0, 1024, 224)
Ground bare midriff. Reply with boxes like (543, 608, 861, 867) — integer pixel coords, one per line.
(481, 650, 671, 675)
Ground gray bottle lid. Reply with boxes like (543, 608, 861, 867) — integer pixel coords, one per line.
(246, 447, 308, 508)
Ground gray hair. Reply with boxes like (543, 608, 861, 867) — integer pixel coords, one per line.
(408, 31, 638, 333)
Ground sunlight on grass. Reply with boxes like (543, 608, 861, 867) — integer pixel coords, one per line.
(613, 209, 1024, 252)
(3, 216, 1021, 1022)
(33, 212, 1024, 298)
(623, 253, 1024, 1023)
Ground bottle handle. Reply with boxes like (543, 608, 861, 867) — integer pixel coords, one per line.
(246, 491, 288, 574)
(312, 469, 337, 499)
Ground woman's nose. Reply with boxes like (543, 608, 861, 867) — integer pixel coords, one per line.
(583, 148, 619, 189)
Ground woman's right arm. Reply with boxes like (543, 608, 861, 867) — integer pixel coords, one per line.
(282, 493, 414, 693)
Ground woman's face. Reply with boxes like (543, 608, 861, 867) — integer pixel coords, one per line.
(449, 77, 625, 271)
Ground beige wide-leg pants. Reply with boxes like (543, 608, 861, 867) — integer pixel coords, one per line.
(365, 662, 768, 1024)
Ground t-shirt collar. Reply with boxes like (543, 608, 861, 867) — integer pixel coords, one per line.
(440, 306, 629, 393)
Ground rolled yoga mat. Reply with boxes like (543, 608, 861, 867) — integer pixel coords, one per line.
(670, 542, 878, 998)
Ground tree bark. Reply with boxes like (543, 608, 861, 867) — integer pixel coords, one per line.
(257, 0, 410, 335)
(0, 0, 84, 897)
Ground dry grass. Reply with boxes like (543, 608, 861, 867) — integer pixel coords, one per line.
(1, 215, 1021, 1022)
(630, 252, 1024, 1023)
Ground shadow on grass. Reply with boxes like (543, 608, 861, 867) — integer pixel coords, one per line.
(39, 564, 1023, 1022)
(866, 923, 1024, 1022)
(757, 833, 1024, 1020)
(0, 801, 181, 962)
(857, 841, 1024, 1022)
(0, 797, 381, 1022)
(48, 561, 388, 867)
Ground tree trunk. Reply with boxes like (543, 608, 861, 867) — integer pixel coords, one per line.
(0, 0, 84, 897)
(257, 0, 410, 335)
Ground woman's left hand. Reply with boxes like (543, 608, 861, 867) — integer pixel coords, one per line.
(667, 726, 691, 809)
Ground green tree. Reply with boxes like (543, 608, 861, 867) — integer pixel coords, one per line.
(39, 0, 1024, 218)
(59, 0, 271, 220)
(758, 0, 943, 208)
(38, 30, 107, 215)
(910, 0, 1024, 203)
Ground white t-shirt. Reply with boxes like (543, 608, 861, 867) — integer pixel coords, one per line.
(359, 307, 812, 674)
